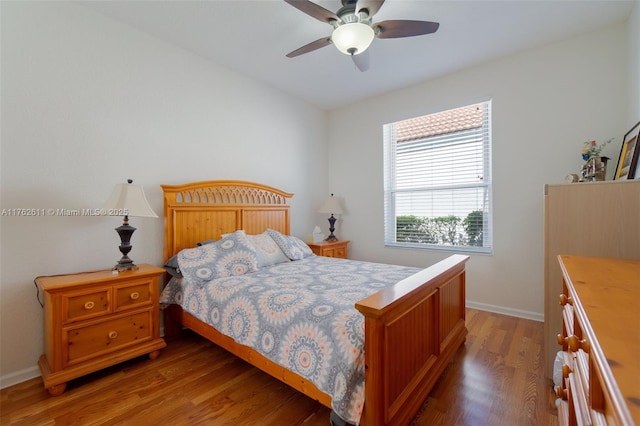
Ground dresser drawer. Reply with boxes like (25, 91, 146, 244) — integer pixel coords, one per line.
(63, 288, 110, 323)
(556, 256, 640, 424)
(63, 310, 152, 367)
(114, 279, 152, 312)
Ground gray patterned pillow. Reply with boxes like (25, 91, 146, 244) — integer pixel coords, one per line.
(266, 229, 314, 260)
(177, 230, 258, 286)
(248, 232, 290, 267)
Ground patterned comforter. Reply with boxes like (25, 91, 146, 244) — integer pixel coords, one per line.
(160, 255, 420, 424)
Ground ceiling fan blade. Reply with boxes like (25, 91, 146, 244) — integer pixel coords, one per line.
(374, 20, 439, 39)
(286, 37, 332, 58)
(351, 50, 370, 72)
(355, 0, 385, 18)
(284, 0, 340, 24)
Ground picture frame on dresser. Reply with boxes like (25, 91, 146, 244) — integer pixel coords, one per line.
(614, 120, 640, 179)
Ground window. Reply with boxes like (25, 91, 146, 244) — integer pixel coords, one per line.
(383, 101, 492, 253)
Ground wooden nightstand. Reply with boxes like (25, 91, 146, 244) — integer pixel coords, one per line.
(308, 240, 350, 259)
(35, 264, 166, 396)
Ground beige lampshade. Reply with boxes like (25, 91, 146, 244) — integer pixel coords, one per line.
(319, 194, 344, 215)
(103, 180, 158, 218)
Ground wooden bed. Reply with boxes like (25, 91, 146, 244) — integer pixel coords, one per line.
(161, 180, 468, 426)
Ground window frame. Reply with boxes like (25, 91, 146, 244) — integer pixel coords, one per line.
(383, 101, 493, 254)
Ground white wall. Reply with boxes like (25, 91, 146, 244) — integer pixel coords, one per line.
(629, 0, 640, 121)
(327, 23, 629, 320)
(0, 2, 327, 387)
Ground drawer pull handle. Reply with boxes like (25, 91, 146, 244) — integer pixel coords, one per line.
(84, 301, 95, 310)
(130, 292, 140, 300)
(579, 338, 590, 353)
(108, 331, 118, 339)
(557, 334, 589, 353)
(562, 364, 573, 379)
(555, 385, 567, 400)
(559, 294, 573, 306)
(557, 334, 577, 350)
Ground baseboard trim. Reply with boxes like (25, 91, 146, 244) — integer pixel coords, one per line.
(466, 301, 543, 322)
(0, 366, 40, 390)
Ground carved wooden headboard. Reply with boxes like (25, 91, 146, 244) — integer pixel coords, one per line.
(161, 180, 293, 262)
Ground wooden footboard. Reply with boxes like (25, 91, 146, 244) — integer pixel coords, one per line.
(356, 254, 468, 426)
(164, 254, 468, 426)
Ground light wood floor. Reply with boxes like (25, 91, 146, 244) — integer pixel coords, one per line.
(1, 309, 558, 425)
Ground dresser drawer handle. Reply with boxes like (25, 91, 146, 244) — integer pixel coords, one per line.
(559, 294, 573, 306)
(562, 364, 572, 379)
(555, 385, 567, 400)
(579, 338, 590, 353)
(558, 334, 589, 352)
(130, 292, 140, 300)
(557, 334, 577, 350)
(84, 301, 95, 310)
(108, 331, 118, 339)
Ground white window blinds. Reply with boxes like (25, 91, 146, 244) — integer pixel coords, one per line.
(383, 101, 492, 253)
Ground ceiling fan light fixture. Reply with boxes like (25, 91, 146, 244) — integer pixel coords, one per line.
(331, 22, 374, 55)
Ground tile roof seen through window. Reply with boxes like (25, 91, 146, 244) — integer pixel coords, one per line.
(396, 103, 484, 142)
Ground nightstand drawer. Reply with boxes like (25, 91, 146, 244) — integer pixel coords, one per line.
(308, 240, 350, 259)
(114, 280, 152, 312)
(333, 247, 347, 258)
(64, 289, 111, 323)
(322, 247, 343, 258)
(64, 310, 152, 367)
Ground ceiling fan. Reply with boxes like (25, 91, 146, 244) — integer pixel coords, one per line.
(284, 0, 439, 71)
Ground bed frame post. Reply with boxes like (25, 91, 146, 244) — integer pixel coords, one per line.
(163, 304, 184, 339)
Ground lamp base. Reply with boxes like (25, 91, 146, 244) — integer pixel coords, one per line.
(114, 216, 138, 272)
(325, 214, 338, 241)
(114, 261, 139, 272)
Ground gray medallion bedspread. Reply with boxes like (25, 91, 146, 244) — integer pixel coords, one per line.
(160, 255, 420, 424)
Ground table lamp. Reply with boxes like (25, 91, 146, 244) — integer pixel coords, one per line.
(319, 194, 344, 241)
(103, 179, 157, 271)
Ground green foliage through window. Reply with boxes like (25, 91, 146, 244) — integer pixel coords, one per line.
(397, 211, 484, 247)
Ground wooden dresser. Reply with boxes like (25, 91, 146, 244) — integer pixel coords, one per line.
(556, 255, 639, 425)
(307, 240, 349, 259)
(544, 180, 640, 378)
(36, 264, 166, 395)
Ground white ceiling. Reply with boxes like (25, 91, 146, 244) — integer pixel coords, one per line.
(83, 0, 635, 110)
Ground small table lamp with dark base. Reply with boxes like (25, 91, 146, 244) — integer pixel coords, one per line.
(319, 193, 345, 242)
(103, 179, 158, 271)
